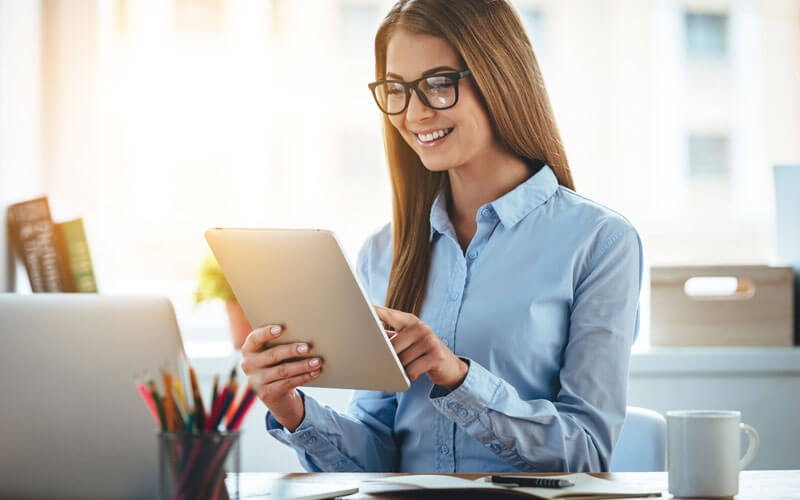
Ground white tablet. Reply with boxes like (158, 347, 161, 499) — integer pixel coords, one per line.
(205, 228, 410, 392)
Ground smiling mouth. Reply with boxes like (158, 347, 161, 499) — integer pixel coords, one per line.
(415, 127, 454, 143)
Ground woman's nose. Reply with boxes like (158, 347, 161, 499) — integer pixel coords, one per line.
(405, 90, 434, 123)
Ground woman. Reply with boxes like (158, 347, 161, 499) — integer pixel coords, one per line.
(241, 0, 642, 473)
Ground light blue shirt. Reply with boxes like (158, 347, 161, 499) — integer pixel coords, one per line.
(266, 165, 643, 473)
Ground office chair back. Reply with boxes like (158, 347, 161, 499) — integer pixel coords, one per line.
(610, 406, 667, 472)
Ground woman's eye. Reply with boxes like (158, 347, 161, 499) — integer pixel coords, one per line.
(386, 87, 405, 95)
(426, 77, 454, 89)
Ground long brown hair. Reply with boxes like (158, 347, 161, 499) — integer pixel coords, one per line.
(376, 0, 574, 315)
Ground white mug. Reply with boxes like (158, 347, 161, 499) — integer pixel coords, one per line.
(667, 410, 759, 498)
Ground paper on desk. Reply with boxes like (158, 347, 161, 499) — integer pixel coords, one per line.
(363, 473, 661, 499)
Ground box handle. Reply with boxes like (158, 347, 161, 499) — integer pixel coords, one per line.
(683, 276, 756, 301)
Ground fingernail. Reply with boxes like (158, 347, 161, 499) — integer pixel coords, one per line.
(270, 326, 281, 335)
(310, 370, 320, 377)
(297, 343, 309, 353)
(309, 358, 320, 367)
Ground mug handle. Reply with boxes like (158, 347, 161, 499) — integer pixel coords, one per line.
(739, 423, 759, 469)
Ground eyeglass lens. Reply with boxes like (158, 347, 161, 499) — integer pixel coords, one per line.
(374, 75, 457, 114)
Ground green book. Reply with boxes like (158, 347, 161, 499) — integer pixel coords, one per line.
(55, 218, 98, 293)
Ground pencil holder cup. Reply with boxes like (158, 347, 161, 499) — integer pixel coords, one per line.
(158, 431, 240, 500)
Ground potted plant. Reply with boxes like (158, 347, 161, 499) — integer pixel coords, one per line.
(193, 254, 252, 349)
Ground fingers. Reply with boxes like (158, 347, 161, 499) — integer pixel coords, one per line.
(252, 357, 322, 387)
(374, 305, 418, 331)
(241, 341, 312, 374)
(254, 369, 321, 402)
(397, 337, 430, 367)
(241, 324, 284, 353)
(389, 319, 426, 354)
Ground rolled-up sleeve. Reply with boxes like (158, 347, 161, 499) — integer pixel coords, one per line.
(430, 223, 642, 472)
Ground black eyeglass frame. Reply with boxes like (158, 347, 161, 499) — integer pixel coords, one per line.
(368, 69, 472, 115)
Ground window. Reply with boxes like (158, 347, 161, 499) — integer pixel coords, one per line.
(339, 2, 379, 53)
(685, 12, 728, 60)
(4, 1, 800, 347)
(688, 134, 729, 180)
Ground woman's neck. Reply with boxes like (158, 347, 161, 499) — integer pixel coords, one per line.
(447, 149, 532, 226)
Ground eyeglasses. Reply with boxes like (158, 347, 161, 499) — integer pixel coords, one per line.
(368, 70, 472, 115)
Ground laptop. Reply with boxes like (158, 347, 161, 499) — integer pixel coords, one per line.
(0, 294, 185, 499)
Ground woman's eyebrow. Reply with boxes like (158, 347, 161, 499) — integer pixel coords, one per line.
(385, 66, 459, 80)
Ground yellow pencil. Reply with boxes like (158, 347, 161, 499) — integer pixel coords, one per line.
(172, 378, 188, 418)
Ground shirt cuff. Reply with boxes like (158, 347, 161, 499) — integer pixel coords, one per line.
(265, 391, 358, 472)
(429, 357, 524, 462)
(429, 357, 502, 429)
(265, 389, 306, 433)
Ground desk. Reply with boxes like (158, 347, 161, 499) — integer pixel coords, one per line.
(232, 470, 800, 499)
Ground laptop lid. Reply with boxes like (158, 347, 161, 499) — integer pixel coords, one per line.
(0, 294, 185, 499)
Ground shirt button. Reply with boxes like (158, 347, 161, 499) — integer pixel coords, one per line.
(449, 291, 459, 301)
(480, 207, 492, 218)
(458, 408, 469, 418)
(467, 250, 478, 260)
(440, 445, 449, 455)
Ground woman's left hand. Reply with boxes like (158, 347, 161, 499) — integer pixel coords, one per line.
(374, 305, 469, 391)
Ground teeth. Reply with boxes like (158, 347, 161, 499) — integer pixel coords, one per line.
(417, 128, 452, 143)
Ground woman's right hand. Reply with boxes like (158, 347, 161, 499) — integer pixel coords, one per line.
(240, 324, 322, 432)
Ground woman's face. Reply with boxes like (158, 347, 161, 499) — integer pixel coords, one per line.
(385, 29, 496, 173)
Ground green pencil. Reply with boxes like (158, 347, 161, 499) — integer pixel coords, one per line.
(148, 380, 167, 431)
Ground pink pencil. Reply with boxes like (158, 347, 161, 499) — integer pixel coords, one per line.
(136, 382, 160, 426)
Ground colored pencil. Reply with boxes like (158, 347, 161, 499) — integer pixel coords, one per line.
(214, 380, 237, 430)
(162, 371, 176, 432)
(136, 382, 161, 426)
(172, 377, 188, 418)
(226, 384, 248, 427)
(228, 386, 256, 431)
(206, 368, 236, 431)
(148, 380, 167, 431)
(188, 367, 207, 431)
(224, 384, 244, 426)
(211, 374, 219, 411)
(205, 386, 229, 432)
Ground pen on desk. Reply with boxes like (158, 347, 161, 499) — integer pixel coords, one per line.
(489, 476, 574, 488)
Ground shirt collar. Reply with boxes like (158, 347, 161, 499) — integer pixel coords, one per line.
(429, 164, 559, 242)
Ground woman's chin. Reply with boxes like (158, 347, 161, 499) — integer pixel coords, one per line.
(419, 156, 456, 173)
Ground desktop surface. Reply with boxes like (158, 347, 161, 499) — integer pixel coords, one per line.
(229, 470, 799, 499)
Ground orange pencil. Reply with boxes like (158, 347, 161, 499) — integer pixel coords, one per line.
(224, 382, 242, 426)
(162, 371, 176, 432)
(189, 367, 207, 430)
